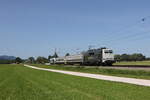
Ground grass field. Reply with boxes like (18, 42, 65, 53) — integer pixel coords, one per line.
(0, 64, 150, 100)
(114, 61, 150, 66)
(33, 64, 150, 80)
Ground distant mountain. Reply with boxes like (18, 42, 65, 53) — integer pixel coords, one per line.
(0, 55, 16, 60)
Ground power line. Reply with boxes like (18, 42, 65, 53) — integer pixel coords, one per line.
(105, 29, 150, 45)
(100, 17, 144, 42)
(96, 16, 150, 46)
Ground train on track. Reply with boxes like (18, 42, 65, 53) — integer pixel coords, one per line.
(50, 47, 115, 66)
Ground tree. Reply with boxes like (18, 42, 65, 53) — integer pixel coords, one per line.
(48, 55, 52, 60)
(28, 57, 35, 64)
(15, 57, 22, 64)
(120, 54, 129, 61)
(114, 54, 121, 61)
(115, 53, 146, 61)
(65, 53, 70, 56)
(36, 56, 48, 64)
(133, 53, 145, 61)
(53, 52, 58, 58)
(146, 57, 150, 60)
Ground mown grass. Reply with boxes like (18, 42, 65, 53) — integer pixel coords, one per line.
(33, 64, 150, 80)
(1, 64, 150, 100)
(114, 61, 150, 66)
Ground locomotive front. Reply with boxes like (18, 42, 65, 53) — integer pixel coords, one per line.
(102, 48, 115, 65)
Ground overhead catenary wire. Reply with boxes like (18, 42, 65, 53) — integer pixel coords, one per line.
(99, 17, 145, 42)
(104, 29, 150, 45)
(92, 16, 150, 56)
(52, 16, 150, 55)
(96, 16, 150, 47)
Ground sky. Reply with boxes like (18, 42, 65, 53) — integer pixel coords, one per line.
(0, 0, 150, 58)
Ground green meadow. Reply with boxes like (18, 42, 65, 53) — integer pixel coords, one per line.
(0, 64, 150, 100)
(114, 61, 150, 66)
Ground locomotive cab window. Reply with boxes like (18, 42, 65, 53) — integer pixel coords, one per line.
(105, 50, 113, 53)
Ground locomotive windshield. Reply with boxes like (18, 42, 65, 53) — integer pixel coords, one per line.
(104, 50, 113, 53)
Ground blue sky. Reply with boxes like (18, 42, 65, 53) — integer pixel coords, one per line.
(0, 0, 150, 58)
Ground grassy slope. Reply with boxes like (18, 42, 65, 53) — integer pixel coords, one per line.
(0, 64, 150, 100)
(114, 61, 150, 66)
(33, 64, 150, 80)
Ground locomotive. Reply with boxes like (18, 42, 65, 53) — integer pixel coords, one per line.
(50, 47, 115, 66)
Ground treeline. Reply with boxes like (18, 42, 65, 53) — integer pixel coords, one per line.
(25, 53, 59, 64)
(25, 56, 48, 64)
(0, 57, 23, 64)
(0, 52, 60, 64)
(0, 56, 49, 64)
(115, 53, 149, 61)
(24, 52, 71, 64)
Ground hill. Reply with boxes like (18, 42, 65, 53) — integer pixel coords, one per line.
(0, 55, 16, 60)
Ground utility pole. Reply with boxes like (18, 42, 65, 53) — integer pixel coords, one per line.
(54, 48, 57, 53)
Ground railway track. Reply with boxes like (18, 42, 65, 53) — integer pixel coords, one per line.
(54, 64, 150, 69)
